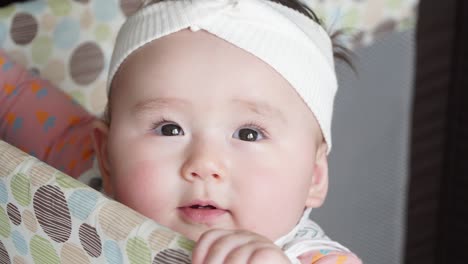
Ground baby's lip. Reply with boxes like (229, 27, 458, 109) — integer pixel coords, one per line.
(178, 199, 225, 210)
(178, 199, 229, 225)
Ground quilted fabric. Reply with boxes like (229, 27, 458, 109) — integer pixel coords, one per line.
(0, 140, 193, 264)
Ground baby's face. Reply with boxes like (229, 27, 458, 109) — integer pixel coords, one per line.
(94, 29, 328, 241)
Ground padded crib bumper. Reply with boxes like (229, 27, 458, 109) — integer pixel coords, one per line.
(0, 140, 193, 264)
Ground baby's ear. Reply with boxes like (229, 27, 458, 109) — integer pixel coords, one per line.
(91, 119, 113, 196)
(305, 141, 329, 208)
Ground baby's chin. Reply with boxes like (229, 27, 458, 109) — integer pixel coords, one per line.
(169, 222, 287, 243)
(167, 220, 247, 242)
(170, 224, 212, 241)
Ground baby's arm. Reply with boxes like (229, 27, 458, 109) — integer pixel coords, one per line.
(298, 250, 362, 264)
(0, 49, 96, 178)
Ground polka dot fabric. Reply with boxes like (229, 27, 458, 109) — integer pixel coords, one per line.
(0, 0, 417, 115)
(0, 140, 193, 264)
(0, 0, 144, 115)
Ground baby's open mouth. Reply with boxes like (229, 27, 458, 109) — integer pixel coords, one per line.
(189, 205, 217, 209)
(179, 201, 227, 225)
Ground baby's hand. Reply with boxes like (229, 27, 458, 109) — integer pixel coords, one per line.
(192, 229, 290, 264)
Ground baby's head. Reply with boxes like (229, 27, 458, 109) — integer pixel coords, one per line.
(92, 0, 341, 242)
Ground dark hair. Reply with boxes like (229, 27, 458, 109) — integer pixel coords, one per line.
(270, 0, 354, 68)
(104, 0, 353, 124)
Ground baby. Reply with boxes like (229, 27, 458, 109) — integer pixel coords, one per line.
(0, 0, 361, 263)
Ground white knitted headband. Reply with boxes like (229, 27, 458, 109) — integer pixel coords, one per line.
(108, 0, 337, 153)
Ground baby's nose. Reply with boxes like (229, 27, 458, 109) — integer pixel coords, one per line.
(181, 157, 225, 182)
(188, 171, 221, 180)
(181, 143, 226, 182)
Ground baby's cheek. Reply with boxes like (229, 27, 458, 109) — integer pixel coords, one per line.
(112, 160, 175, 220)
(235, 165, 309, 239)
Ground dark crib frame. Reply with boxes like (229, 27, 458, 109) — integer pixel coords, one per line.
(406, 0, 468, 263)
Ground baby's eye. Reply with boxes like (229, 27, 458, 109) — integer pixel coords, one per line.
(153, 122, 185, 136)
(233, 127, 265, 142)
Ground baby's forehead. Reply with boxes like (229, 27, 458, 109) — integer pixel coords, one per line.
(111, 29, 298, 100)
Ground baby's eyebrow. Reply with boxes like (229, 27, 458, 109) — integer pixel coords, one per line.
(231, 99, 286, 123)
(131, 97, 286, 122)
(132, 97, 189, 116)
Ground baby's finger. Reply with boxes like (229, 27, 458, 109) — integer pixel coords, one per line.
(192, 229, 231, 264)
(224, 243, 274, 264)
(202, 232, 257, 264)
